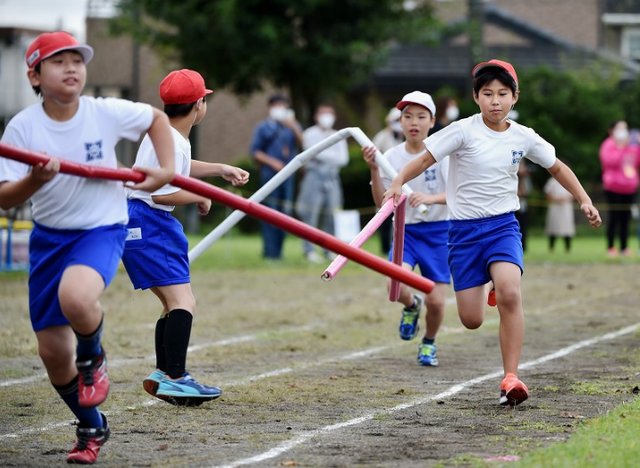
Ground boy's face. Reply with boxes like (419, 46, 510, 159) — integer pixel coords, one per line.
(28, 50, 86, 104)
(473, 79, 519, 131)
(400, 103, 434, 142)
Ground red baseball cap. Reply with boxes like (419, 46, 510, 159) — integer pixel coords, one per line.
(26, 31, 93, 69)
(159, 69, 213, 105)
(472, 59, 519, 88)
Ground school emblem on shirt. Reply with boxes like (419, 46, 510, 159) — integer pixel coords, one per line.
(85, 140, 103, 161)
(511, 150, 524, 165)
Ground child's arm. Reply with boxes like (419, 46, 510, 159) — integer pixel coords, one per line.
(190, 160, 249, 186)
(547, 159, 601, 228)
(361, 146, 386, 207)
(382, 151, 437, 206)
(408, 191, 446, 207)
(128, 109, 175, 192)
(0, 158, 60, 210)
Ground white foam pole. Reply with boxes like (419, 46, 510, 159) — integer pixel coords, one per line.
(187, 127, 426, 263)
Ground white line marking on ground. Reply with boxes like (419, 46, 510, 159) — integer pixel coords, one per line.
(213, 321, 640, 468)
(0, 324, 320, 388)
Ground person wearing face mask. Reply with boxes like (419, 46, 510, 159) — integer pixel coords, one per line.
(295, 104, 349, 262)
(250, 93, 303, 259)
(429, 96, 460, 136)
(372, 107, 405, 255)
(599, 120, 640, 257)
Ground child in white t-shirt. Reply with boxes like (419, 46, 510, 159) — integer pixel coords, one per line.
(382, 60, 601, 406)
(362, 91, 449, 367)
(122, 69, 249, 406)
(0, 31, 174, 464)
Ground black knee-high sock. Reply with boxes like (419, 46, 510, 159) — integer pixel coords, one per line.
(53, 375, 103, 428)
(154, 314, 169, 372)
(164, 309, 193, 379)
(74, 315, 104, 361)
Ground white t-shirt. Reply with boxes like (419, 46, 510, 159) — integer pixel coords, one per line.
(126, 126, 190, 212)
(0, 96, 153, 229)
(379, 142, 449, 224)
(302, 125, 349, 175)
(426, 113, 557, 220)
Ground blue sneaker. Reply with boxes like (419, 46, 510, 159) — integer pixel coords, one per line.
(156, 373, 222, 406)
(142, 369, 167, 400)
(399, 294, 423, 341)
(417, 343, 438, 366)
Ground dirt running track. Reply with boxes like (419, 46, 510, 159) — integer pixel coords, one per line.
(0, 263, 639, 467)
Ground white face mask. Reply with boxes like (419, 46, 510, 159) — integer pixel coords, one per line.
(614, 128, 629, 143)
(390, 121, 402, 133)
(269, 106, 288, 121)
(317, 113, 335, 129)
(445, 105, 459, 121)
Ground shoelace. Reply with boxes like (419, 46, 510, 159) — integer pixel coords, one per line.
(79, 363, 95, 385)
(75, 429, 96, 450)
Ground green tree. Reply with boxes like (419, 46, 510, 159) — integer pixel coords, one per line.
(111, 0, 439, 123)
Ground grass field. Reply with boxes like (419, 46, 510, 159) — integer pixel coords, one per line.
(1, 230, 639, 467)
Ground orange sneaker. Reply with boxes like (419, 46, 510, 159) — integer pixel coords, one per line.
(487, 288, 497, 307)
(500, 373, 529, 406)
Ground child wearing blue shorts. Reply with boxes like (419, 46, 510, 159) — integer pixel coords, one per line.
(362, 91, 450, 367)
(121, 69, 249, 406)
(383, 60, 602, 406)
(0, 32, 174, 464)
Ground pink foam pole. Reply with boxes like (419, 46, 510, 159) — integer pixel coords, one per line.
(388, 195, 407, 301)
(0, 143, 435, 295)
(321, 196, 403, 282)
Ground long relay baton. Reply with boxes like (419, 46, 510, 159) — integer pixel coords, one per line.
(321, 196, 402, 281)
(0, 143, 435, 295)
(388, 195, 407, 302)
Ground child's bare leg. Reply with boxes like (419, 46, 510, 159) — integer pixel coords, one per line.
(489, 261, 524, 376)
(424, 283, 447, 339)
(36, 325, 76, 385)
(454, 285, 486, 329)
(58, 265, 105, 334)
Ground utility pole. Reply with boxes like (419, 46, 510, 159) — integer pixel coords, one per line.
(468, 0, 485, 84)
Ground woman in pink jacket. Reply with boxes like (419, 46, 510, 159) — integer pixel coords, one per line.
(599, 120, 640, 256)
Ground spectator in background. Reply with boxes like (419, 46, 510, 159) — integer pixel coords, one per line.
(250, 94, 302, 259)
(544, 176, 575, 253)
(599, 120, 640, 257)
(429, 96, 459, 135)
(372, 107, 404, 255)
(296, 104, 349, 262)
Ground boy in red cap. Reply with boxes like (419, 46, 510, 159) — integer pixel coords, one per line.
(0, 31, 175, 463)
(121, 69, 249, 406)
(382, 59, 601, 406)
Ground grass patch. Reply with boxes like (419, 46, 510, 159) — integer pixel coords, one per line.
(508, 397, 640, 467)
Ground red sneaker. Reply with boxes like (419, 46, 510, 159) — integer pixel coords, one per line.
(500, 373, 529, 406)
(66, 413, 110, 464)
(77, 351, 109, 408)
(487, 288, 497, 307)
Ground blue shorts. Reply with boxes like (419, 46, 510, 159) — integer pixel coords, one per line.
(28, 222, 127, 332)
(121, 200, 190, 290)
(448, 212, 523, 292)
(389, 220, 451, 284)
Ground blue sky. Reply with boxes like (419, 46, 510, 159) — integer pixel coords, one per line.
(0, 0, 89, 40)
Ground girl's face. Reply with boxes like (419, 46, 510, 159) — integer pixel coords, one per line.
(28, 50, 86, 104)
(400, 104, 434, 142)
(473, 79, 519, 131)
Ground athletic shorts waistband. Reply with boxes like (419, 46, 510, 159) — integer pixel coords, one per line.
(450, 211, 515, 225)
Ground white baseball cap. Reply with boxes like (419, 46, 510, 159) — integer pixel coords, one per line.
(385, 107, 402, 123)
(396, 91, 436, 117)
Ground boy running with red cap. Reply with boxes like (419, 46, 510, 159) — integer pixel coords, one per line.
(0, 31, 175, 463)
(121, 69, 249, 406)
(362, 91, 450, 367)
(382, 59, 601, 406)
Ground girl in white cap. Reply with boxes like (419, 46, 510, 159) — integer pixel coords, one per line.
(382, 60, 601, 406)
(363, 90, 450, 367)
